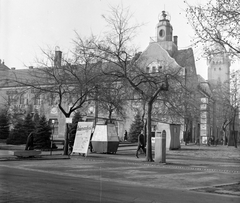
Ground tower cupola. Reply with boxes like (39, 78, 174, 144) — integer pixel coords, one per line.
(157, 11, 173, 42)
(155, 11, 177, 56)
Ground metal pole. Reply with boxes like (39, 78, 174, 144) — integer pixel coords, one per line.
(50, 120, 55, 156)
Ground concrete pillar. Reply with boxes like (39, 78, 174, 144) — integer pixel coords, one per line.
(154, 130, 166, 163)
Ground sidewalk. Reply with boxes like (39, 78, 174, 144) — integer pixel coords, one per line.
(1, 142, 240, 197)
(1, 142, 239, 163)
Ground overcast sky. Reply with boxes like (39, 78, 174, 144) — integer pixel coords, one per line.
(0, 0, 220, 79)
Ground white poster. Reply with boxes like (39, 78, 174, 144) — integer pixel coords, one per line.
(72, 122, 93, 156)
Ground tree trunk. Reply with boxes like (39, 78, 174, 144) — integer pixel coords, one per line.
(232, 112, 237, 148)
(63, 122, 69, 155)
(223, 129, 227, 146)
(146, 101, 153, 162)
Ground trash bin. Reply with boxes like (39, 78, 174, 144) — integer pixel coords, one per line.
(154, 130, 166, 163)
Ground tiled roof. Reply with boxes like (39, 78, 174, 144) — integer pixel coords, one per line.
(173, 48, 197, 75)
(197, 75, 212, 97)
(0, 68, 41, 88)
(0, 62, 9, 71)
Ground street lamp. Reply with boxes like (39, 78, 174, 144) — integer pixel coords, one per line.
(50, 120, 55, 155)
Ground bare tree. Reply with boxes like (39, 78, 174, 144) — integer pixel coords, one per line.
(97, 80, 127, 122)
(7, 49, 103, 155)
(185, 0, 240, 58)
(73, 5, 184, 161)
(211, 70, 240, 147)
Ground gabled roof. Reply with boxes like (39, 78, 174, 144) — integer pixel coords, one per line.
(137, 42, 181, 70)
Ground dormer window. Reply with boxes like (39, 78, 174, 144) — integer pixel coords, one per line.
(152, 66, 156, 73)
(146, 67, 150, 73)
(158, 66, 162, 72)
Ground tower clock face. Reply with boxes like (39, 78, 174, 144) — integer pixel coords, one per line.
(159, 29, 165, 38)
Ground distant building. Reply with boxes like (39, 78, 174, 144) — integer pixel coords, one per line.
(0, 11, 217, 144)
(207, 43, 239, 143)
(208, 44, 230, 85)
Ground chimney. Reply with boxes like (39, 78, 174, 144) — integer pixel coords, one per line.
(173, 36, 178, 46)
(54, 47, 62, 67)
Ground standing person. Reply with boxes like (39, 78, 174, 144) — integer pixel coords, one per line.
(25, 132, 34, 150)
(136, 130, 146, 158)
(89, 127, 95, 153)
(124, 130, 128, 141)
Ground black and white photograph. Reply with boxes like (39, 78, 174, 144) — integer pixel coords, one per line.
(0, 0, 239, 202)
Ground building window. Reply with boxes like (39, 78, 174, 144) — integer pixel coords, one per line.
(19, 95, 24, 105)
(152, 66, 156, 73)
(8, 94, 16, 104)
(146, 67, 150, 73)
(34, 95, 40, 105)
(158, 66, 162, 72)
(219, 67, 221, 70)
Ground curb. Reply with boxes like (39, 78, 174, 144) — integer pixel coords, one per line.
(0, 155, 70, 161)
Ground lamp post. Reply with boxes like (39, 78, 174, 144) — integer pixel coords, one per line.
(50, 120, 55, 155)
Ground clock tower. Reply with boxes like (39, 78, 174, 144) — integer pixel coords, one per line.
(156, 11, 178, 56)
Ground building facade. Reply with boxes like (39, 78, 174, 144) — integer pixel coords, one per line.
(0, 11, 216, 144)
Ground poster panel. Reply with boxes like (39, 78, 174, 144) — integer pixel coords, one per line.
(72, 122, 93, 155)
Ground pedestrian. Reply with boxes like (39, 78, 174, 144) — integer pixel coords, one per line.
(89, 132, 94, 152)
(215, 137, 219, 146)
(211, 136, 215, 145)
(25, 132, 34, 150)
(136, 130, 146, 158)
(124, 130, 128, 141)
(89, 128, 95, 153)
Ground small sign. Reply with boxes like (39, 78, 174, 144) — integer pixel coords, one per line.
(66, 117, 72, 124)
(201, 124, 207, 130)
(201, 136, 208, 144)
(72, 122, 93, 156)
(200, 118, 207, 124)
(201, 98, 208, 104)
(200, 112, 207, 118)
(200, 130, 207, 136)
(200, 104, 207, 110)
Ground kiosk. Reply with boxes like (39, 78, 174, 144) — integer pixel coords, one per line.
(91, 123, 119, 153)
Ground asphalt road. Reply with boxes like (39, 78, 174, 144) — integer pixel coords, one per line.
(0, 156, 239, 203)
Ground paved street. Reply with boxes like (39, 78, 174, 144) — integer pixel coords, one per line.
(0, 143, 240, 202)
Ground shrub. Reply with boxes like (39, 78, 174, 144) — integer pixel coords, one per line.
(0, 111, 10, 139)
(129, 112, 143, 143)
(6, 120, 26, 144)
(34, 115, 52, 149)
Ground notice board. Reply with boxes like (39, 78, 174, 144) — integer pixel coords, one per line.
(72, 122, 93, 156)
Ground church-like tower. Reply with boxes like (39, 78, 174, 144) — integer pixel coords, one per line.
(207, 45, 230, 85)
(156, 11, 178, 56)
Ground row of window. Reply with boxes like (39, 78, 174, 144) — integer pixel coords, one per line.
(146, 65, 163, 73)
(213, 67, 222, 71)
(8, 93, 56, 106)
